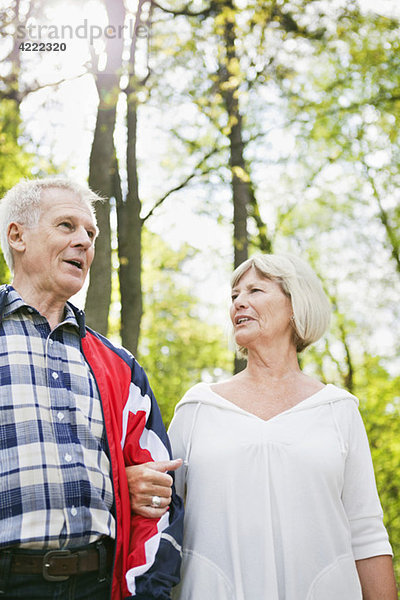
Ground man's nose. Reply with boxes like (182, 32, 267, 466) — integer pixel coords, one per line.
(71, 226, 92, 248)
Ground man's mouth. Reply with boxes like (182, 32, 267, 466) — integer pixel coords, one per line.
(65, 259, 83, 270)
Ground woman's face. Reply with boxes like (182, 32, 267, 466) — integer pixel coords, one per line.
(230, 266, 294, 352)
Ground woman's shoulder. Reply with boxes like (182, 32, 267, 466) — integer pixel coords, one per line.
(321, 383, 359, 405)
(169, 382, 216, 436)
(182, 381, 211, 399)
(173, 382, 212, 413)
(174, 379, 242, 416)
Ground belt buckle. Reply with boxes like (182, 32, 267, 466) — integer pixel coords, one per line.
(42, 549, 71, 582)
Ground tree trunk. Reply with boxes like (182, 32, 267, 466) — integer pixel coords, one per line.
(85, 0, 125, 334)
(117, 98, 143, 356)
(220, 11, 249, 269)
(219, 3, 251, 373)
(86, 84, 117, 333)
(116, 0, 151, 355)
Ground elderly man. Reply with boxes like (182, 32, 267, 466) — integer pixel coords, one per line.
(0, 178, 183, 600)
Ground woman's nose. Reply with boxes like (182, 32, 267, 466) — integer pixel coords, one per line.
(233, 293, 248, 308)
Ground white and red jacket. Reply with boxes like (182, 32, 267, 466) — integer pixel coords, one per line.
(0, 286, 183, 599)
(76, 311, 184, 600)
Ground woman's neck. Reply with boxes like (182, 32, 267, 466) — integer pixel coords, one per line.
(242, 344, 301, 383)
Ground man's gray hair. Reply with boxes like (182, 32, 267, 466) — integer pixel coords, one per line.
(0, 177, 103, 272)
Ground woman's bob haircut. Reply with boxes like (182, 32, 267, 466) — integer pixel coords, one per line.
(231, 253, 331, 354)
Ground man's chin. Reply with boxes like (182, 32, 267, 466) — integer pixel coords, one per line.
(61, 276, 86, 301)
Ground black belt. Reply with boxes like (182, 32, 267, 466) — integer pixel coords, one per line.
(0, 539, 114, 582)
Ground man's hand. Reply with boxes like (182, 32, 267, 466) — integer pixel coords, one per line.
(126, 459, 183, 518)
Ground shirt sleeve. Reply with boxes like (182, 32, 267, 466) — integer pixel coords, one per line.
(168, 396, 202, 502)
(167, 408, 189, 501)
(123, 362, 184, 599)
(341, 403, 393, 560)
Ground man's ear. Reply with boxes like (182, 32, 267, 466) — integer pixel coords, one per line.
(7, 222, 26, 254)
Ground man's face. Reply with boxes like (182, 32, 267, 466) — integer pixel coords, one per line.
(17, 187, 98, 302)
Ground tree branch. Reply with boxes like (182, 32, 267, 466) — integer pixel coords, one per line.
(271, 3, 326, 40)
(362, 159, 400, 275)
(141, 146, 222, 222)
(290, 91, 400, 120)
(338, 321, 354, 393)
(0, 70, 90, 103)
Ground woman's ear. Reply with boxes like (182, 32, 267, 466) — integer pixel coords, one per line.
(7, 222, 26, 254)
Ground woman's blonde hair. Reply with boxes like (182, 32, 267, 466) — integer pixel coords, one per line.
(231, 253, 331, 354)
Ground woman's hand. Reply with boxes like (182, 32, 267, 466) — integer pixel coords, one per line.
(126, 458, 183, 518)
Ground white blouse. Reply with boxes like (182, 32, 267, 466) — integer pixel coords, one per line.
(169, 383, 392, 600)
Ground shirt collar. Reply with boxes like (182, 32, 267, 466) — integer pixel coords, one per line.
(0, 284, 86, 335)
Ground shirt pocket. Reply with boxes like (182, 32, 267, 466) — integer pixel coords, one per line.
(307, 554, 362, 600)
(172, 548, 235, 600)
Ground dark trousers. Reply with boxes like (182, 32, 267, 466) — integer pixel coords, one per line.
(0, 571, 111, 600)
(0, 544, 112, 600)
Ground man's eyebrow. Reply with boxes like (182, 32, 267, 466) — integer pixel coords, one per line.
(54, 214, 71, 221)
(55, 214, 97, 228)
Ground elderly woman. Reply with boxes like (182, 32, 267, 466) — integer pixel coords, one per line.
(169, 253, 396, 600)
(127, 253, 397, 599)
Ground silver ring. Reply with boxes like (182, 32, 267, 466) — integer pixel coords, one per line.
(151, 495, 161, 508)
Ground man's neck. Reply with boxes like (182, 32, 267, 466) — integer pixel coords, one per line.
(11, 279, 67, 330)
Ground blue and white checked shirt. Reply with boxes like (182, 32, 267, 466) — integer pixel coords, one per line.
(0, 286, 115, 549)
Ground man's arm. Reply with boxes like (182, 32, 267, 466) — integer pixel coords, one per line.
(120, 362, 184, 600)
(126, 459, 182, 518)
(356, 555, 397, 600)
(82, 330, 184, 599)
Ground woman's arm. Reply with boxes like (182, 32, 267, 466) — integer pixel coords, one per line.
(356, 555, 397, 600)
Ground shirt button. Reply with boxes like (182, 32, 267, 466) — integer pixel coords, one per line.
(57, 412, 64, 421)
(71, 507, 77, 517)
(64, 453, 72, 463)
(52, 372, 58, 380)
(49, 339, 54, 345)
(27, 307, 33, 313)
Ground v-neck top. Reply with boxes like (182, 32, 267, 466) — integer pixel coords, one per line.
(169, 382, 392, 600)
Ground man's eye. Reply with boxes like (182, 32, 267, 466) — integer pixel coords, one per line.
(59, 222, 72, 229)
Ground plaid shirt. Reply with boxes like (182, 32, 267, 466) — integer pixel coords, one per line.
(0, 286, 115, 549)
